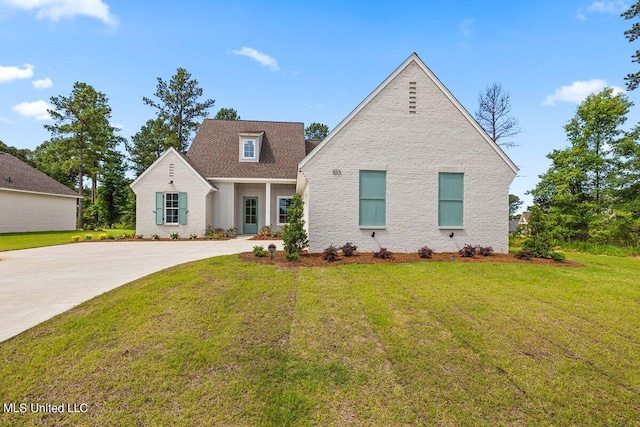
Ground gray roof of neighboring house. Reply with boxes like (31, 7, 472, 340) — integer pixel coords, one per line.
(509, 219, 519, 233)
(186, 119, 307, 180)
(0, 152, 79, 197)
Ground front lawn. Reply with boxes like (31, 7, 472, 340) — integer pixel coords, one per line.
(0, 229, 135, 252)
(0, 253, 638, 425)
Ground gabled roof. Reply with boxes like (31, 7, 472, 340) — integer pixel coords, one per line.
(299, 53, 519, 175)
(130, 147, 216, 191)
(186, 120, 306, 180)
(0, 152, 79, 198)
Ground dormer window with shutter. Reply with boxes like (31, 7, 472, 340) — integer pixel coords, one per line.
(238, 132, 264, 162)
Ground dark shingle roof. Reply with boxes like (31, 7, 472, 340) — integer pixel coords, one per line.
(186, 120, 306, 180)
(305, 139, 322, 155)
(0, 152, 78, 197)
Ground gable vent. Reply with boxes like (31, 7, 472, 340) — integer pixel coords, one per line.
(169, 163, 175, 177)
(409, 81, 417, 114)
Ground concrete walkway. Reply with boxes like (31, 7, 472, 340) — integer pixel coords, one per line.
(0, 236, 280, 343)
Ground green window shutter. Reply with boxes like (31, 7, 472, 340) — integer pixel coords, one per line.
(178, 192, 188, 225)
(155, 192, 164, 225)
(438, 173, 464, 227)
(359, 171, 386, 227)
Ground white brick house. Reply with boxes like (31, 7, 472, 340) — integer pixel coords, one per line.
(132, 53, 517, 252)
(297, 53, 518, 253)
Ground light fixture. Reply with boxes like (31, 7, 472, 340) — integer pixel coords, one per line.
(169, 180, 173, 184)
(449, 232, 454, 238)
(371, 232, 375, 238)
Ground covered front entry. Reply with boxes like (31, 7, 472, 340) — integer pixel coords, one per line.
(243, 197, 258, 234)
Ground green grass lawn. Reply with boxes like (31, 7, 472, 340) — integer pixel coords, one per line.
(1, 254, 639, 426)
(0, 229, 135, 252)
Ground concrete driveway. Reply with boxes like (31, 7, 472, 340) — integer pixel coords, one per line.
(0, 236, 280, 343)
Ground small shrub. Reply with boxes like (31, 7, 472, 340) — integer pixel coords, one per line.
(98, 233, 108, 240)
(373, 247, 393, 259)
(169, 232, 179, 240)
(341, 242, 358, 257)
(189, 233, 197, 240)
(84, 234, 93, 241)
(477, 246, 494, 256)
(282, 193, 308, 254)
(549, 251, 566, 262)
(225, 227, 237, 238)
(116, 234, 127, 240)
(418, 246, 433, 259)
(458, 244, 476, 258)
(253, 245, 267, 257)
(322, 245, 339, 262)
(515, 249, 533, 260)
(286, 252, 300, 262)
(151, 234, 160, 240)
(71, 235, 81, 242)
(135, 233, 144, 239)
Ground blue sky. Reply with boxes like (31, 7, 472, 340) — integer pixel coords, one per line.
(0, 0, 637, 209)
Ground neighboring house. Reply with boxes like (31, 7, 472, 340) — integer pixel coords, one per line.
(509, 219, 520, 235)
(132, 53, 518, 253)
(297, 53, 518, 253)
(516, 211, 531, 236)
(130, 121, 308, 237)
(0, 152, 79, 233)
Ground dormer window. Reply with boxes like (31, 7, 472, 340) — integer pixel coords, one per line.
(243, 139, 256, 159)
(238, 132, 264, 162)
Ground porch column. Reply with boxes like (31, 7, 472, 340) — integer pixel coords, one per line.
(265, 182, 272, 227)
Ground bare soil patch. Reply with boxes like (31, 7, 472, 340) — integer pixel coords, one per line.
(238, 251, 583, 268)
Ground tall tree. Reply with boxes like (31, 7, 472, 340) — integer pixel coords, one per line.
(96, 151, 130, 227)
(0, 140, 34, 166)
(530, 88, 636, 243)
(475, 83, 521, 147)
(126, 117, 172, 176)
(305, 122, 329, 140)
(45, 82, 121, 229)
(215, 108, 241, 120)
(143, 68, 215, 152)
(509, 194, 523, 218)
(622, 1, 640, 90)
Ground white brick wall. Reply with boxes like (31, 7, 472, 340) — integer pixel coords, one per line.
(300, 60, 516, 253)
(131, 150, 214, 238)
(0, 190, 77, 232)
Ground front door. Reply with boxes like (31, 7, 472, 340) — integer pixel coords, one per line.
(243, 197, 258, 234)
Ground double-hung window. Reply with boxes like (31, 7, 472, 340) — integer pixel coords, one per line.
(359, 170, 386, 227)
(438, 173, 464, 227)
(156, 192, 187, 225)
(165, 193, 179, 224)
(277, 197, 292, 225)
(243, 139, 256, 160)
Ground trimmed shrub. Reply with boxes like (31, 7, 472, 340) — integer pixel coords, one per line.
(341, 242, 358, 257)
(169, 232, 179, 240)
(286, 252, 300, 262)
(373, 247, 393, 259)
(477, 246, 494, 256)
(418, 246, 433, 259)
(515, 250, 533, 260)
(135, 233, 144, 239)
(98, 233, 108, 240)
(151, 234, 160, 240)
(549, 251, 566, 262)
(71, 235, 81, 242)
(458, 244, 476, 258)
(253, 245, 267, 257)
(322, 245, 339, 262)
(189, 233, 197, 240)
(282, 193, 308, 254)
(84, 234, 93, 241)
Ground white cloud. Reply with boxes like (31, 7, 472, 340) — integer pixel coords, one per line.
(0, 63, 34, 83)
(577, 1, 628, 20)
(32, 77, 53, 89)
(543, 79, 625, 106)
(232, 47, 279, 71)
(13, 100, 53, 120)
(459, 18, 474, 37)
(1, 0, 118, 26)
(587, 1, 628, 13)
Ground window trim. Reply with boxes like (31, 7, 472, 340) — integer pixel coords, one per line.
(359, 170, 387, 228)
(238, 132, 264, 162)
(164, 192, 179, 225)
(438, 172, 464, 228)
(276, 196, 292, 225)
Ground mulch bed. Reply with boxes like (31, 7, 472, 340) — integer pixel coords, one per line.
(238, 251, 583, 268)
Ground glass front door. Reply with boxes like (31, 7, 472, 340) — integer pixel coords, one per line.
(243, 197, 258, 234)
